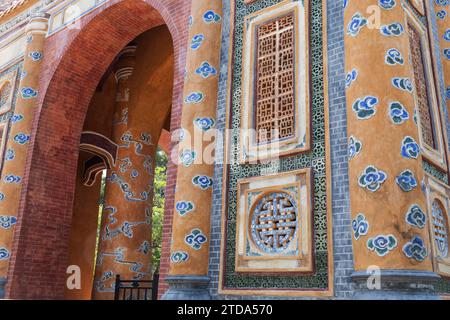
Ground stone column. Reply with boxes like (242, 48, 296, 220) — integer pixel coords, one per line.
(433, 0, 450, 113)
(92, 45, 154, 300)
(0, 13, 49, 298)
(162, 1, 222, 300)
(344, 1, 439, 298)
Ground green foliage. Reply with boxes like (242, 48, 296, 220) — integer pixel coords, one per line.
(152, 147, 168, 273)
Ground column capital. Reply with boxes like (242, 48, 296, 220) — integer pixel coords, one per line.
(26, 12, 50, 35)
(114, 44, 138, 83)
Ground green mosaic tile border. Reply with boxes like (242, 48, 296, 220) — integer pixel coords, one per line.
(436, 277, 450, 295)
(423, 160, 449, 184)
(223, 0, 329, 291)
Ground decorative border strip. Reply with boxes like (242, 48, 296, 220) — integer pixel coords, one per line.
(218, 0, 334, 297)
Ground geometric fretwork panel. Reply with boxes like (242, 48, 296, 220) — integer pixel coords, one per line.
(432, 200, 449, 259)
(240, 0, 309, 163)
(408, 23, 436, 149)
(0, 82, 11, 110)
(235, 169, 313, 273)
(251, 192, 298, 253)
(256, 13, 295, 144)
(425, 175, 450, 278)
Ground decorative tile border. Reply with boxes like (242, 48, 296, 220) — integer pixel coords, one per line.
(219, 0, 332, 295)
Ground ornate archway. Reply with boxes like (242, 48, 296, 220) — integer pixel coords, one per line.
(5, 0, 188, 299)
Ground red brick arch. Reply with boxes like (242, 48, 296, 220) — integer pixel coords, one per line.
(5, 0, 189, 299)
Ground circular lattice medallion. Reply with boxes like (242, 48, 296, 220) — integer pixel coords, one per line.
(250, 191, 298, 254)
(432, 200, 449, 258)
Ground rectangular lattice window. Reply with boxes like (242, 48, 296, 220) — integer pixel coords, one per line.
(240, 2, 309, 163)
(254, 13, 295, 144)
(408, 23, 437, 149)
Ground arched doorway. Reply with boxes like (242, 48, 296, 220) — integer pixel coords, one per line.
(65, 25, 174, 300)
(4, 0, 188, 299)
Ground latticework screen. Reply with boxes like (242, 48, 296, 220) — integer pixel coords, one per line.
(408, 23, 436, 149)
(255, 13, 296, 144)
(0, 81, 11, 110)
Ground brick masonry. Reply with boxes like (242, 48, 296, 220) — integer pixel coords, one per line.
(326, 0, 354, 299)
(4, 0, 190, 299)
(207, 0, 355, 299)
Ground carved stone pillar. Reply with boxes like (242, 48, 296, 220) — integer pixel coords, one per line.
(0, 13, 49, 298)
(92, 45, 154, 300)
(162, 1, 222, 300)
(344, 1, 441, 298)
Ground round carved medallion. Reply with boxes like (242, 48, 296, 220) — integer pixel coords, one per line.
(250, 192, 298, 254)
(432, 200, 449, 258)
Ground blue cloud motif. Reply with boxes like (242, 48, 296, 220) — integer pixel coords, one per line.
(367, 234, 398, 256)
(29, 51, 42, 61)
(138, 240, 150, 255)
(405, 204, 426, 229)
(396, 170, 417, 192)
(345, 69, 358, 88)
(348, 135, 362, 159)
(171, 251, 189, 263)
(4, 174, 21, 184)
(185, 228, 207, 250)
(446, 87, 450, 100)
(0, 216, 17, 229)
(14, 133, 30, 145)
(352, 96, 378, 119)
(203, 10, 221, 23)
(20, 70, 27, 79)
(385, 48, 404, 65)
(185, 92, 204, 104)
(21, 87, 37, 99)
(130, 169, 138, 179)
(11, 114, 24, 123)
(389, 101, 409, 124)
(101, 271, 113, 281)
(0, 247, 10, 260)
(444, 29, 450, 41)
(195, 61, 217, 78)
(443, 48, 450, 60)
(437, 10, 447, 19)
(176, 201, 195, 216)
(358, 165, 387, 192)
(379, 0, 396, 10)
(194, 117, 215, 131)
(352, 213, 369, 240)
(392, 77, 413, 92)
(403, 236, 428, 262)
(5, 149, 15, 161)
(401, 136, 420, 159)
(0, 193, 4, 200)
(381, 22, 404, 36)
(180, 150, 197, 167)
(188, 16, 193, 28)
(436, 0, 449, 5)
(347, 12, 367, 37)
(192, 175, 213, 190)
(191, 34, 205, 50)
